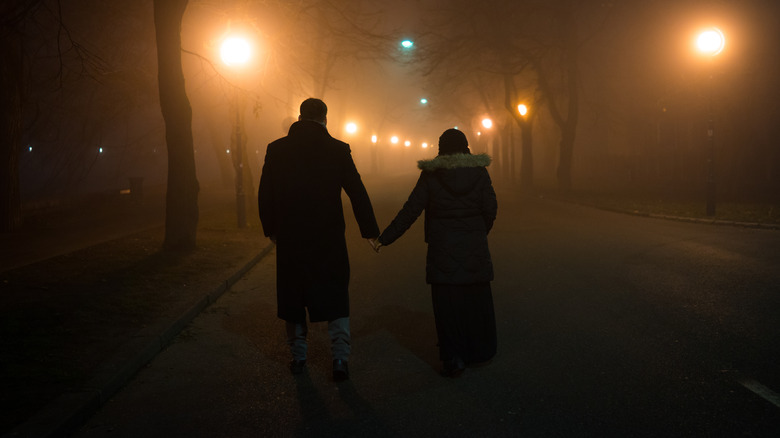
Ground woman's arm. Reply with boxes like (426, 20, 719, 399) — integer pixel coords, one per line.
(378, 173, 429, 246)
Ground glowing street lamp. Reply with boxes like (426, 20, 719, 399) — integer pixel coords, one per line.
(220, 37, 252, 66)
(695, 27, 725, 216)
(401, 39, 414, 49)
(390, 136, 399, 144)
(518, 104, 528, 117)
(481, 118, 493, 129)
(696, 28, 725, 57)
(220, 35, 252, 228)
(345, 122, 358, 134)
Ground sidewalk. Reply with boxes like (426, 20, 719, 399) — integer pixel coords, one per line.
(1, 191, 272, 437)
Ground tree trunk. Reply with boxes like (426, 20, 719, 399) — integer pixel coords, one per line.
(557, 128, 575, 193)
(503, 73, 534, 191)
(556, 7, 580, 194)
(0, 29, 24, 232)
(154, 0, 199, 250)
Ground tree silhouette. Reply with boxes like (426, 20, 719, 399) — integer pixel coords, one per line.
(155, 0, 199, 250)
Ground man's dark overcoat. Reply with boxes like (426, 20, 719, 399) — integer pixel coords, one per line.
(258, 120, 379, 323)
(378, 153, 496, 284)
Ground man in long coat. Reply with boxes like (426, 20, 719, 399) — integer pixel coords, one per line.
(258, 98, 379, 381)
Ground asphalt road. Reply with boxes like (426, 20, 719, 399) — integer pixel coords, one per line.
(74, 191, 780, 437)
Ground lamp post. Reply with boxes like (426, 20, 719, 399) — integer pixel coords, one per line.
(696, 27, 725, 216)
(517, 104, 533, 190)
(220, 36, 252, 228)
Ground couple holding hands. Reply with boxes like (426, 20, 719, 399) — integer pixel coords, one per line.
(258, 98, 497, 381)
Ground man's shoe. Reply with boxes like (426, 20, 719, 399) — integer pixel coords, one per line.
(440, 357, 465, 378)
(289, 359, 306, 375)
(332, 359, 349, 382)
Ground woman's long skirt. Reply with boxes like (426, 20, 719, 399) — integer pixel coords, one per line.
(431, 282, 497, 364)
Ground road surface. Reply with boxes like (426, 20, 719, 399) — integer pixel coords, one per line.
(75, 190, 780, 437)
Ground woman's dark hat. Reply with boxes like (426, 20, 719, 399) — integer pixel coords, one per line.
(438, 128, 470, 155)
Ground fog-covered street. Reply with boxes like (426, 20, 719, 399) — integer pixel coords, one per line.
(75, 192, 780, 437)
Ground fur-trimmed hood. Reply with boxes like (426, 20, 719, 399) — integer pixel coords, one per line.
(417, 153, 492, 171)
(416, 153, 492, 196)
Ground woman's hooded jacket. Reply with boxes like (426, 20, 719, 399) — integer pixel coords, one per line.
(378, 152, 497, 284)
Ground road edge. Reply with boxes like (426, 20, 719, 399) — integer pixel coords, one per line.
(2, 243, 275, 438)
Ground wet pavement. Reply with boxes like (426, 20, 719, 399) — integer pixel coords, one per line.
(60, 195, 780, 438)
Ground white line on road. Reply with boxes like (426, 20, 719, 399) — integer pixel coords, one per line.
(740, 378, 780, 409)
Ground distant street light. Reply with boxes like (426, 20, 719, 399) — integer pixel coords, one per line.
(390, 136, 399, 144)
(518, 104, 528, 117)
(481, 118, 493, 129)
(401, 39, 414, 49)
(345, 122, 358, 134)
(516, 103, 533, 189)
(420, 98, 428, 105)
(695, 27, 725, 216)
(220, 35, 252, 228)
(220, 37, 251, 66)
(370, 134, 379, 173)
(696, 28, 725, 56)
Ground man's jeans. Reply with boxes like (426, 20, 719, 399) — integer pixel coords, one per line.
(286, 317, 350, 361)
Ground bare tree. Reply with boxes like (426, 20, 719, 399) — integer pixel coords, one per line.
(416, 0, 615, 192)
(0, 1, 44, 232)
(155, 0, 199, 250)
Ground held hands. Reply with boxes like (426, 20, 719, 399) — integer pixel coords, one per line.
(366, 237, 382, 254)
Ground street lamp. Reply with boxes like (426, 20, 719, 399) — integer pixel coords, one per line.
(220, 37, 251, 66)
(695, 27, 725, 216)
(220, 35, 252, 228)
(345, 122, 358, 134)
(696, 28, 725, 57)
(516, 103, 533, 189)
(481, 118, 493, 129)
(518, 104, 528, 117)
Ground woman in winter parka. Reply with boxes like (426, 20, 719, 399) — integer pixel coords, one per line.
(376, 128, 498, 377)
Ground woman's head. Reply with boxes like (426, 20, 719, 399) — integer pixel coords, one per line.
(438, 128, 470, 156)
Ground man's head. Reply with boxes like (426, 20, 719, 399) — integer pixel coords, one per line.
(299, 98, 327, 125)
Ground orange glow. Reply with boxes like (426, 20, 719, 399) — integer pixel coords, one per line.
(220, 37, 252, 66)
(696, 28, 725, 56)
(518, 104, 528, 116)
(481, 118, 493, 129)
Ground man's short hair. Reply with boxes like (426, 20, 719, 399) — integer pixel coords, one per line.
(299, 98, 327, 122)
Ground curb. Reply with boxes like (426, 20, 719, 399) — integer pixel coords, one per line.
(539, 195, 780, 230)
(3, 243, 275, 438)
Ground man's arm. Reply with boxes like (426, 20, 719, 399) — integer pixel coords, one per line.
(257, 143, 277, 239)
(340, 144, 380, 239)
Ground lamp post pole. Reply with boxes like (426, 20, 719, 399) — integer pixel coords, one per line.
(220, 36, 252, 228)
(696, 27, 724, 216)
(705, 73, 716, 216)
(234, 96, 246, 228)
